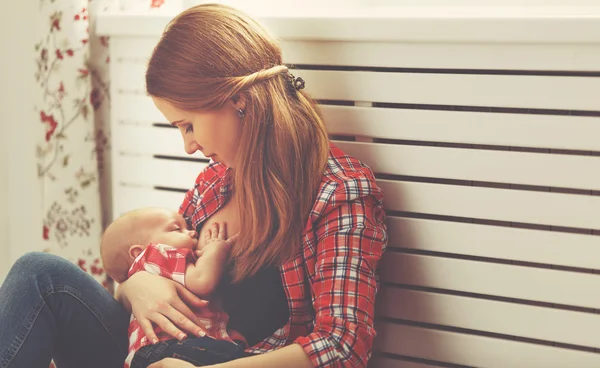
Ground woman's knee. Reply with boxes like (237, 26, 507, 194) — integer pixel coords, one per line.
(11, 251, 67, 273)
(8, 251, 83, 287)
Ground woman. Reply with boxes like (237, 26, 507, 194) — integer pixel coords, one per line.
(0, 4, 386, 368)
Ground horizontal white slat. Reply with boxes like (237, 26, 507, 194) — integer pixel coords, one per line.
(259, 7, 600, 44)
(113, 61, 146, 92)
(298, 70, 600, 110)
(335, 141, 600, 191)
(110, 37, 157, 60)
(282, 41, 600, 71)
(369, 356, 436, 368)
(115, 155, 206, 189)
(386, 217, 600, 270)
(374, 323, 600, 368)
(112, 186, 185, 221)
(112, 123, 207, 159)
(112, 37, 600, 71)
(381, 252, 600, 309)
(323, 105, 600, 151)
(112, 93, 163, 123)
(380, 180, 600, 229)
(97, 8, 600, 44)
(112, 62, 600, 111)
(377, 287, 600, 348)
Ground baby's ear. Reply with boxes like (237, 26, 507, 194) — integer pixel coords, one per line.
(128, 244, 144, 259)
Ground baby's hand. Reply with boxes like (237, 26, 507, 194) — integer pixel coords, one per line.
(201, 221, 238, 254)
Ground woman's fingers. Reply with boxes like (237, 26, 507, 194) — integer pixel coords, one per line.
(168, 299, 207, 337)
(152, 312, 187, 340)
(138, 318, 159, 344)
(173, 283, 209, 335)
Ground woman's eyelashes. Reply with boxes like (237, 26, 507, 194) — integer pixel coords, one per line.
(185, 124, 193, 133)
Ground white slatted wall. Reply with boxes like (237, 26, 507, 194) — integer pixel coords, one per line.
(105, 13, 600, 368)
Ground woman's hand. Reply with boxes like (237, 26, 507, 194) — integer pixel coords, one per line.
(120, 271, 209, 342)
(148, 358, 197, 368)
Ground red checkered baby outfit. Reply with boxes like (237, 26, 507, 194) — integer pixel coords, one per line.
(123, 243, 245, 367)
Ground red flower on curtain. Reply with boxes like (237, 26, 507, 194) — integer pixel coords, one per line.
(40, 111, 58, 142)
(151, 0, 165, 8)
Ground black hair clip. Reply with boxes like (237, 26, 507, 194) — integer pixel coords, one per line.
(288, 72, 306, 91)
(293, 76, 305, 91)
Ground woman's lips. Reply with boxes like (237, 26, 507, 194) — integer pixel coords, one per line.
(198, 147, 213, 158)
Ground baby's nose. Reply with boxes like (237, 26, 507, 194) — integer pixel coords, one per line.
(188, 230, 197, 239)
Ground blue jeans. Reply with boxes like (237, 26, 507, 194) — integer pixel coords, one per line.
(130, 337, 250, 368)
(0, 252, 129, 368)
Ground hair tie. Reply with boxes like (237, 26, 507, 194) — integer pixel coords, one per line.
(293, 76, 305, 91)
(287, 72, 306, 91)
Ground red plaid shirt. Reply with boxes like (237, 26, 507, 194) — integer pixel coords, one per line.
(124, 243, 245, 368)
(179, 143, 387, 368)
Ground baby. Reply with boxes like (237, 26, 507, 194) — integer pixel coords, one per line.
(100, 207, 247, 368)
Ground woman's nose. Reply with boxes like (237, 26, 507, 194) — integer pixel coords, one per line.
(181, 133, 200, 155)
(184, 139, 200, 155)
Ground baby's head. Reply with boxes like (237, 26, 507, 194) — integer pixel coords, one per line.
(100, 207, 197, 283)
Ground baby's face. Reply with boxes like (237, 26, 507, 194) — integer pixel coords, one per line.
(142, 209, 198, 250)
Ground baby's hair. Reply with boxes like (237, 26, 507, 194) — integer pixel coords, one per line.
(100, 208, 157, 283)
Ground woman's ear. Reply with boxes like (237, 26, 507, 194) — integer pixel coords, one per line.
(128, 244, 144, 259)
(231, 94, 246, 111)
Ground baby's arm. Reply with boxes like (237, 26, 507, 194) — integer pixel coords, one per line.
(185, 222, 235, 298)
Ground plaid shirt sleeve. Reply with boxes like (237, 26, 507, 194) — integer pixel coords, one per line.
(295, 179, 387, 367)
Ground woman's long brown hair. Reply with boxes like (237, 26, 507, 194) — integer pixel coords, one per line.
(146, 4, 330, 282)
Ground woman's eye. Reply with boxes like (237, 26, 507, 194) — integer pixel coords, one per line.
(185, 124, 193, 133)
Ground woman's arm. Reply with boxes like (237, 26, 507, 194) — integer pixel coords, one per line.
(296, 192, 387, 367)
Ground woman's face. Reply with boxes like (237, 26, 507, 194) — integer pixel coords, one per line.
(151, 96, 243, 168)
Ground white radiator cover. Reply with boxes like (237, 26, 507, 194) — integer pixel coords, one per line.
(98, 7, 600, 367)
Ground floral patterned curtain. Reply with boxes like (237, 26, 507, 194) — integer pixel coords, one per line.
(35, 0, 113, 288)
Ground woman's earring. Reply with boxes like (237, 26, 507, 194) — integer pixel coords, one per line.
(237, 109, 245, 118)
